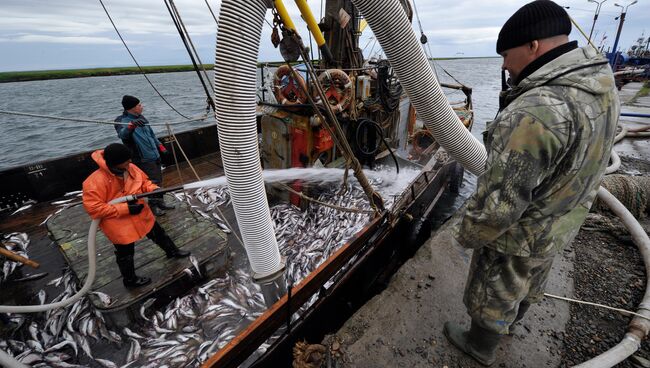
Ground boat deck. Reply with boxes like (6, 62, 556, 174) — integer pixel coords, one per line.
(46, 194, 228, 312)
(0, 152, 233, 314)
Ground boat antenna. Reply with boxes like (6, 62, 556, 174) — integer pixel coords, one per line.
(164, 0, 216, 112)
(97, 0, 191, 120)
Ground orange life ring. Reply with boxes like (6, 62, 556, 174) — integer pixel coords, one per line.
(273, 65, 309, 105)
(314, 69, 353, 113)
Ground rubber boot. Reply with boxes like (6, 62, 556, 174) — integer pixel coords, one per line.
(157, 197, 176, 210)
(443, 320, 501, 366)
(508, 300, 531, 334)
(156, 236, 190, 258)
(115, 252, 151, 289)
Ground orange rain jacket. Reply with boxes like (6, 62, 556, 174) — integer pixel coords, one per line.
(82, 150, 159, 245)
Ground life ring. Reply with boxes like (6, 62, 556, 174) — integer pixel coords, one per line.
(314, 69, 353, 113)
(273, 65, 308, 105)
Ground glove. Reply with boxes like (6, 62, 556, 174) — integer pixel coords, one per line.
(158, 144, 169, 156)
(127, 200, 144, 215)
(127, 119, 145, 130)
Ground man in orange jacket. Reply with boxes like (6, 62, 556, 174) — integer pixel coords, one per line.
(83, 143, 190, 288)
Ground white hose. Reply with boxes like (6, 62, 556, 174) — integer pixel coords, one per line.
(605, 150, 621, 174)
(349, 0, 487, 175)
(213, 0, 282, 278)
(0, 221, 99, 314)
(574, 187, 650, 367)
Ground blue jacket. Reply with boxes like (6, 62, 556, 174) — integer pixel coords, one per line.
(116, 113, 160, 163)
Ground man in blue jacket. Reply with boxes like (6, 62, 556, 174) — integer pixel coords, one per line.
(114, 95, 175, 216)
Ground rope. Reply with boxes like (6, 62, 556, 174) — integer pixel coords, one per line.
(276, 183, 374, 214)
(165, 123, 246, 248)
(568, 15, 599, 52)
(165, 0, 215, 111)
(593, 175, 650, 219)
(544, 293, 650, 322)
(204, 0, 218, 25)
(97, 0, 191, 120)
(0, 109, 208, 127)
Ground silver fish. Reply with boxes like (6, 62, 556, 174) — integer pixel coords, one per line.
(10, 204, 33, 216)
(13, 272, 48, 282)
(189, 256, 201, 278)
(123, 327, 145, 340)
(126, 338, 141, 362)
(91, 291, 113, 306)
(64, 190, 83, 197)
(37, 289, 47, 304)
(51, 198, 77, 205)
(96, 358, 118, 368)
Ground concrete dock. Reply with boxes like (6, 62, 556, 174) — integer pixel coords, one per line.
(322, 82, 650, 367)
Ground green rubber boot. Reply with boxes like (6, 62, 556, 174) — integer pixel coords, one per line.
(443, 320, 501, 366)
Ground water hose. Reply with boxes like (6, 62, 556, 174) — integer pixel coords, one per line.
(214, 0, 284, 281)
(573, 187, 650, 367)
(349, 0, 486, 175)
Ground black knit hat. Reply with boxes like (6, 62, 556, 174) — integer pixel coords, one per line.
(103, 143, 132, 167)
(496, 0, 571, 54)
(121, 95, 140, 110)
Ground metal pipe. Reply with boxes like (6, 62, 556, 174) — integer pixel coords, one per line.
(293, 0, 334, 62)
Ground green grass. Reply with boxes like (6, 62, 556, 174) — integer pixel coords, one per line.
(0, 65, 213, 83)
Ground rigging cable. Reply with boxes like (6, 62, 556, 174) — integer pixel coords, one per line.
(164, 0, 216, 111)
(97, 0, 191, 119)
(204, 0, 219, 25)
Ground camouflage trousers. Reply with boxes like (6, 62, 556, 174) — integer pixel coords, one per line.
(463, 246, 555, 334)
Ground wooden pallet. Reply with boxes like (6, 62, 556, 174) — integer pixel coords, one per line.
(46, 194, 228, 312)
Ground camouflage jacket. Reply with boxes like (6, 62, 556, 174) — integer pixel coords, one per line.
(453, 46, 619, 258)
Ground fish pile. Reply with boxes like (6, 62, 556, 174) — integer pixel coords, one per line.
(1, 232, 31, 282)
(1, 271, 124, 367)
(1, 167, 420, 367)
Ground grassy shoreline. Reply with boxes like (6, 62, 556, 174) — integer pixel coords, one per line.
(0, 57, 498, 83)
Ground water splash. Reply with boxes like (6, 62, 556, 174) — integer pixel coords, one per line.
(182, 167, 419, 192)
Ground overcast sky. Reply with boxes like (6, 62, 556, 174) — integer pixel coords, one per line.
(0, 0, 648, 72)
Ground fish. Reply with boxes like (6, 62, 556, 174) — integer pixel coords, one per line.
(123, 327, 145, 340)
(95, 358, 118, 368)
(10, 204, 33, 216)
(51, 198, 77, 205)
(12, 272, 48, 282)
(126, 338, 141, 362)
(91, 291, 113, 306)
(64, 190, 83, 197)
(37, 289, 47, 304)
(189, 255, 202, 278)
(139, 298, 156, 322)
(39, 214, 54, 226)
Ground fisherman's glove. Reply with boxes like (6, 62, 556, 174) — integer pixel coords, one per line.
(127, 119, 145, 130)
(158, 143, 169, 156)
(127, 200, 144, 215)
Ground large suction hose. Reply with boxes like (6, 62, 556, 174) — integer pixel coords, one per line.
(349, 0, 487, 175)
(214, 0, 283, 281)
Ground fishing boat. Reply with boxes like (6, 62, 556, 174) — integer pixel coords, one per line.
(0, 0, 482, 367)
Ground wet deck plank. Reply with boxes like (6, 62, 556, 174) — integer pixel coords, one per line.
(45, 173, 229, 311)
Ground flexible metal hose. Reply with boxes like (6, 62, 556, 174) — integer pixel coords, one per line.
(349, 0, 486, 175)
(213, 0, 283, 278)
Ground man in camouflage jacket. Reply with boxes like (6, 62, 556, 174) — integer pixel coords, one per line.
(443, 1, 619, 366)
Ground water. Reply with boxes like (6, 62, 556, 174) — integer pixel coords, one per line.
(0, 58, 502, 171)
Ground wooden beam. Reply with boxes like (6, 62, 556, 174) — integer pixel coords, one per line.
(201, 215, 385, 368)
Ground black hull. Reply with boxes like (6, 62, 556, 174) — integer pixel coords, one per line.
(0, 125, 219, 212)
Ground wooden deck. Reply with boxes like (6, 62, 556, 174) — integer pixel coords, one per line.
(46, 193, 229, 311)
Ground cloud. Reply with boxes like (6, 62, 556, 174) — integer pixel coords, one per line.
(3, 34, 123, 45)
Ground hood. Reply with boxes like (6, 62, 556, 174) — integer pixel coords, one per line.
(513, 46, 614, 97)
(91, 150, 112, 174)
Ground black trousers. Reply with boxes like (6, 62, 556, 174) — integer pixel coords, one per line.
(113, 221, 168, 256)
(134, 160, 163, 200)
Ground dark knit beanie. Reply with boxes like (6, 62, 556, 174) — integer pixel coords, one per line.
(496, 0, 571, 54)
(121, 95, 140, 110)
(104, 143, 132, 167)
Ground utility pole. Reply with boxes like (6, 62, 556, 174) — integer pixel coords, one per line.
(610, 0, 638, 68)
(587, 0, 607, 44)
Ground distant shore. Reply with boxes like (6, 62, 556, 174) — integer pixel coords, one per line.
(0, 57, 497, 83)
